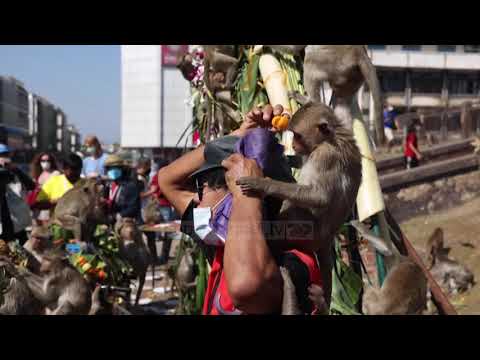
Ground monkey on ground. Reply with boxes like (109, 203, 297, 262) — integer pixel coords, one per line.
(236, 102, 362, 305)
(1, 249, 92, 315)
(426, 228, 474, 295)
(115, 218, 150, 306)
(254, 45, 385, 145)
(0, 259, 44, 315)
(362, 257, 428, 315)
(142, 197, 164, 225)
(346, 220, 428, 315)
(52, 178, 106, 244)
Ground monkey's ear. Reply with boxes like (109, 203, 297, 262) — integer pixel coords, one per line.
(318, 122, 331, 135)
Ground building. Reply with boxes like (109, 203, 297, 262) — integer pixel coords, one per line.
(0, 76, 30, 150)
(120, 45, 193, 156)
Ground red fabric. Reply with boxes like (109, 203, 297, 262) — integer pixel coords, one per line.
(202, 247, 323, 315)
(404, 133, 418, 158)
(150, 173, 171, 207)
(26, 183, 41, 207)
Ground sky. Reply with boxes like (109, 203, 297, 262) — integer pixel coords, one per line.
(0, 45, 120, 144)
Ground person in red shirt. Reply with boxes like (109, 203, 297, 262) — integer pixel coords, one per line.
(159, 105, 328, 315)
(404, 120, 423, 170)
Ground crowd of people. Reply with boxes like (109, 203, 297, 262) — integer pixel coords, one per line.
(0, 136, 176, 266)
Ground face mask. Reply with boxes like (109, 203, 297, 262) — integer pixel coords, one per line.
(193, 207, 226, 246)
(40, 161, 51, 171)
(107, 168, 122, 181)
(0, 157, 11, 167)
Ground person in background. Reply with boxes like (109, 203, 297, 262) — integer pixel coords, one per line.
(82, 135, 108, 179)
(27, 152, 60, 224)
(384, 103, 397, 153)
(35, 153, 83, 210)
(135, 157, 160, 263)
(404, 120, 423, 170)
(0, 144, 36, 244)
(104, 155, 141, 223)
(150, 159, 176, 265)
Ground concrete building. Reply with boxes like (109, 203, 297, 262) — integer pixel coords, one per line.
(121, 45, 193, 153)
(361, 45, 480, 112)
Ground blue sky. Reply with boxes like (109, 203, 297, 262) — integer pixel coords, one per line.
(0, 45, 120, 144)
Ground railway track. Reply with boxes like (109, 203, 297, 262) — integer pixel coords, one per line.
(377, 137, 479, 193)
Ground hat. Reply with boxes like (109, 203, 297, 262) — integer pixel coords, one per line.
(104, 154, 126, 168)
(0, 144, 11, 155)
(190, 136, 240, 179)
(190, 129, 295, 185)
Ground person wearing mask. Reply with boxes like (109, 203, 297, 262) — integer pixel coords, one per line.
(82, 135, 108, 179)
(104, 155, 141, 223)
(404, 120, 423, 170)
(27, 152, 60, 224)
(0, 144, 36, 244)
(158, 105, 326, 315)
(35, 153, 83, 210)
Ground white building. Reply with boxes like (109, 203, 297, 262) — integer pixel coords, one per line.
(121, 45, 193, 151)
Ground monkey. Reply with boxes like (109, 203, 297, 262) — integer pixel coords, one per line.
(23, 224, 54, 274)
(203, 45, 238, 94)
(89, 285, 141, 315)
(142, 197, 164, 225)
(52, 178, 106, 244)
(426, 228, 474, 295)
(175, 248, 196, 291)
(115, 218, 150, 306)
(237, 102, 363, 304)
(254, 45, 385, 144)
(4, 249, 92, 315)
(343, 220, 429, 315)
(362, 257, 428, 315)
(0, 259, 44, 315)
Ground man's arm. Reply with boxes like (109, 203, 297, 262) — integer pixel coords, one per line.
(222, 154, 283, 314)
(157, 146, 205, 216)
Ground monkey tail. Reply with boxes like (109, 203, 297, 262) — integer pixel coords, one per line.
(358, 50, 385, 146)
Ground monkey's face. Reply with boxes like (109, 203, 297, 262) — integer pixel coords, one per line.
(290, 118, 334, 156)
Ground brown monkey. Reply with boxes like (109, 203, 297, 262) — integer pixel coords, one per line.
(8, 249, 92, 315)
(237, 102, 362, 305)
(203, 45, 238, 93)
(279, 267, 302, 315)
(115, 218, 150, 306)
(256, 45, 385, 144)
(142, 197, 164, 225)
(52, 178, 106, 244)
(0, 259, 44, 315)
(426, 228, 474, 295)
(175, 248, 196, 291)
(362, 258, 428, 315)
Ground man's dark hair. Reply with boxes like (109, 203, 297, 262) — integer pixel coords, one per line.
(137, 157, 151, 170)
(62, 153, 83, 171)
(195, 167, 227, 190)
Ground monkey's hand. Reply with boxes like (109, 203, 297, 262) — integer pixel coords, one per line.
(288, 91, 310, 106)
(236, 176, 268, 197)
(308, 284, 329, 315)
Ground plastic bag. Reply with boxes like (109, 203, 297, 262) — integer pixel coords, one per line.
(5, 187, 32, 233)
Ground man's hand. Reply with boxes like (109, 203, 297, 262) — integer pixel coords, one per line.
(221, 154, 264, 198)
(231, 104, 284, 138)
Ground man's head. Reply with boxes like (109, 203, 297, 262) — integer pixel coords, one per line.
(136, 158, 151, 177)
(0, 144, 12, 168)
(104, 155, 128, 182)
(192, 167, 229, 209)
(84, 135, 102, 157)
(62, 153, 83, 184)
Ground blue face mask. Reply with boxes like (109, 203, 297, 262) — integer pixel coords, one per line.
(107, 168, 122, 181)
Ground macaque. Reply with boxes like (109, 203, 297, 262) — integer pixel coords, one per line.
(348, 221, 428, 315)
(255, 45, 385, 144)
(362, 258, 428, 315)
(203, 45, 239, 93)
(237, 103, 362, 305)
(115, 218, 150, 306)
(142, 197, 164, 225)
(280, 267, 302, 315)
(0, 259, 44, 315)
(7, 250, 92, 315)
(52, 178, 106, 244)
(175, 248, 196, 291)
(427, 228, 474, 295)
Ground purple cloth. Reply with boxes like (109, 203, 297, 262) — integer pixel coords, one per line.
(210, 129, 292, 241)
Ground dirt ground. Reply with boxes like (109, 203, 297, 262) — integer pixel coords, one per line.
(399, 195, 480, 315)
